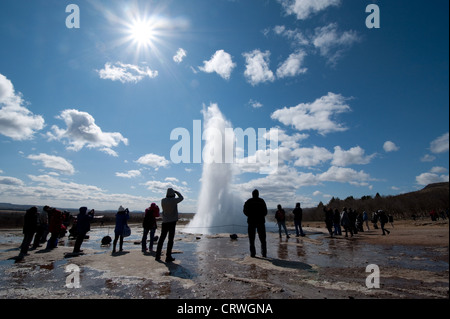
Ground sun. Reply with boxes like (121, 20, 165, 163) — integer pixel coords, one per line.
(128, 18, 156, 48)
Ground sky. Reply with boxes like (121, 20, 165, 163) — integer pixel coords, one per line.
(0, 0, 448, 213)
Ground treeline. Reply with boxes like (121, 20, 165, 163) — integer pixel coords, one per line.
(305, 182, 449, 221)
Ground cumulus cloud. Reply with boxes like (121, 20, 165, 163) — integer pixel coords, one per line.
(383, 141, 399, 152)
(27, 153, 75, 175)
(173, 48, 187, 63)
(271, 92, 351, 135)
(115, 170, 142, 179)
(278, 0, 341, 20)
(331, 146, 376, 167)
(0, 175, 24, 186)
(276, 50, 308, 78)
(243, 50, 275, 86)
(312, 23, 360, 66)
(292, 146, 333, 167)
(416, 172, 449, 186)
(144, 179, 189, 194)
(234, 163, 372, 208)
(0, 73, 45, 140)
(430, 132, 449, 154)
(136, 153, 170, 170)
(97, 62, 158, 83)
(199, 50, 236, 80)
(47, 109, 128, 156)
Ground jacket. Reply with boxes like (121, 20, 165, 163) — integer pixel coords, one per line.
(243, 197, 267, 224)
(161, 194, 184, 224)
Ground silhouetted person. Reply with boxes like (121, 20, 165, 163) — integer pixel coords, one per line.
(340, 207, 353, 238)
(156, 188, 183, 263)
(378, 210, 390, 235)
(243, 189, 267, 258)
(19, 206, 40, 258)
(142, 203, 160, 253)
(31, 207, 48, 250)
(275, 204, 290, 238)
(113, 206, 129, 253)
(292, 202, 305, 237)
(324, 207, 334, 237)
(73, 207, 94, 254)
(362, 211, 370, 231)
(333, 209, 342, 235)
(44, 206, 63, 250)
(348, 208, 358, 234)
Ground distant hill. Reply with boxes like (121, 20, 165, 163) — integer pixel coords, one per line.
(306, 182, 449, 221)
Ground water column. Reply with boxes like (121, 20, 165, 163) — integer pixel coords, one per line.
(183, 103, 247, 234)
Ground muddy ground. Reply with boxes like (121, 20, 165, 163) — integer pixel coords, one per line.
(0, 219, 448, 302)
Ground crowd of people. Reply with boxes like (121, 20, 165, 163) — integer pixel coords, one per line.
(16, 188, 445, 262)
(16, 188, 184, 264)
(322, 207, 393, 237)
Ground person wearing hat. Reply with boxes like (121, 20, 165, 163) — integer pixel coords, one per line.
(113, 205, 129, 253)
(155, 188, 184, 262)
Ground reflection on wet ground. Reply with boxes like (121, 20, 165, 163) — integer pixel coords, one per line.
(0, 225, 448, 299)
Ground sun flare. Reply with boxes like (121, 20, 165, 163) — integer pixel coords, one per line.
(129, 19, 155, 47)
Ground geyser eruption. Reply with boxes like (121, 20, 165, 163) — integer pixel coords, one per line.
(184, 103, 247, 234)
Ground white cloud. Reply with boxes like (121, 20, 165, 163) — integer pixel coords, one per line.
(0, 73, 45, 140)
(27, 153, 75, 175)
(173, 48, 187, 63)
(312, 23, 360, 65)
(136, 153, 170, 170)
(318, 166, 371, 186)
(3, 174, 152, 211)
(144, 179, 189, 194)
(199, 50, 236, 80)
(383, 141, 399, 152)
(271, 92, 351, 135)
(430, 166, 448, 174)
(97, 62, 158, 83)
(233, 163, 372, 208)
(115, 170, 142, 179)
(276, 50, 308, 78)
(416, 172, 449, 186)
(331, 146, 376, 167)
(292, 146, 333, 167)
(243, 50, 275, 86)
(421, 154, 436, 162)
(248, 99, 263, 109)
(47, 109, 128, 155)
(0, 175, 24, 186)
(278, 0, 341, 20)
(273, 25, 310, 46)
(430, 132, 449, 154)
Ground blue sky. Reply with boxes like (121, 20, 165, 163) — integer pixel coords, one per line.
(0, 0, 448, 212)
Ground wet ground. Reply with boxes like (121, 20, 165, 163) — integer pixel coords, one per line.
(0, 223, 448, 299)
